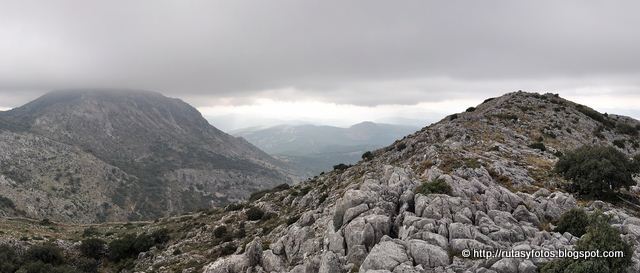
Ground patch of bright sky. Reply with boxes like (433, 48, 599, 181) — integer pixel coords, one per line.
(199, 97, 485, 131)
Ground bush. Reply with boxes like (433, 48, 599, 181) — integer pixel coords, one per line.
(108, 234, 137, 261)
(24, 244, 65, 265)
(246, 207, 265, 221)
(213, 225, 227, 238)
(575, 105, 615, 127)
(555, 146, 638, 199)
(0, 195, 15, 209)
(415, 178, 452, 195)
(225, 203, 244, 212)
(79, 238, 106, 259)
(616, 123, 638, 136)
(15, 261, 53, 273)
(554, 208, 589, 237)
(0, 245, 21, 273)
(108, 233, 156, 262)
(542, 211, 633, 273)
(131, 234, 154, 253)
(574, 212, 633, 273)
(82, 227, 100, 238)
(150, 228, 170, 245)
(74, 257, 98, 273)
(612, 139, 626, 149)
(528, 142, 546, 151)
(220, 242, 236, 256)
(361, 151, 374, 160)
(333, 164, 350, 171)
(465, 107, 476, 112)
(396, 143, 407, 151)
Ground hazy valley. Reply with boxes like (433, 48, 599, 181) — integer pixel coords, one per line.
(233, 122, 418, 177)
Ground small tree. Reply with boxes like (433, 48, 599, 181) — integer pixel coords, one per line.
(555, 146, 637, 199)
(361, 151, 374, 161)
(79, 238, 106, 259)
(554, 208, 590, 237)
(333, 164, 350, 171)
(246, 207, 265, 221)
(574, 212, 633, 273)
(541, 211, 633, 273)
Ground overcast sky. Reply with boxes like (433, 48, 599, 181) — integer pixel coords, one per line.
(1, 0, 640, 131)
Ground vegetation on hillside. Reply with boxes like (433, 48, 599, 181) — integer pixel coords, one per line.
(555, 146, 639, 199)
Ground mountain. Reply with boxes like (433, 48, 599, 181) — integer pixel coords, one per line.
(234, 122, 418, 176)
(2, 91, 640, 273)
(0, 90, 295, 223)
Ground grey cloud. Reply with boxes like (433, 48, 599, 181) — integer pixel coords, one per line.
(1, 0, 640, 107)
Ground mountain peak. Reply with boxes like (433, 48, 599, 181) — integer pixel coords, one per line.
(0, 90, 295, 222)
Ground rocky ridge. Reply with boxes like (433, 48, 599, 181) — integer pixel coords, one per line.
(2, 91, 640, 273)
(164, 91, 639, 273)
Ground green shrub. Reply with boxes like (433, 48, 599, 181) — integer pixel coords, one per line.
(575, 105, 615, 127)
(15, 261, 53, 273)
(415, 178, 452, 195)
(246, 207, 265, 221)
(540, 259, 573, 273)
(542, 211, 633, 273)
(333, 164, 350, 171)
(612, 139, 626, 149)
(79, 238, 106, 259)
(0, 245, 21, 273)
(633, 154, 640, 172)
(131, 234, 155, 253)
(107, 233, 156, 262)
(361, 151, 374, 160)
(0, 195, 15, 209)
(150, 228, 170, 245)
(616, 123, 639, 136)
(574, 212, 633, 273)
(108, 234, 137, 261)
(213, 225, 227, 238)
(465, 107, 476, 112)
(554, 208, 589, 237)
(82, 227, 100, 238)
(74, 257, 98, 273)
(528, 142, 546, 151)
(225, 203, 244, 212)
(220, 243, 236, 256)
(396, 143, 407, 151)
(24, 244, 65, 265)
(555, 146, 638, 199)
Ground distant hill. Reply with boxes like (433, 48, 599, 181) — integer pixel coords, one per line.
(0, 90, 295, 223)
(234, 122, 418, 176)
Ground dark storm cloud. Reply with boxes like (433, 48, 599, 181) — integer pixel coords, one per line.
(1, 0, 640, 107)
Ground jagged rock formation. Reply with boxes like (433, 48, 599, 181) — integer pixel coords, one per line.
(125, 92, 640, 273)
(0, 90, 295, 223)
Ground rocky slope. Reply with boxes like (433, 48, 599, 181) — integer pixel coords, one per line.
(2, 91, 640, 273)
(234, 122, 418, 176)
(131, 91, 640, 273)
(0, 90, 296, 223)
